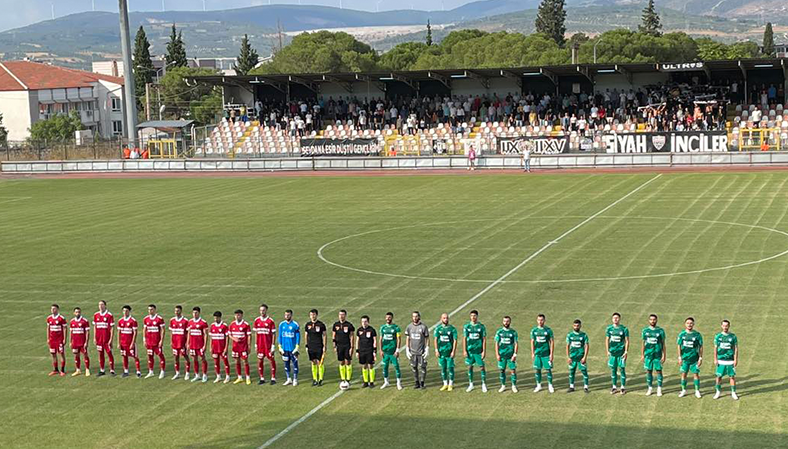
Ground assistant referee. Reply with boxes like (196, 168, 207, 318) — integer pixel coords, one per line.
(333, 310, 355, 386)
(305, 309, 327, 386)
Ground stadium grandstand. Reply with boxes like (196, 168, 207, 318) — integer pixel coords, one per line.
(192, 59, 788, 157)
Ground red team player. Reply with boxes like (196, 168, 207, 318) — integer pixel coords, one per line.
(46, 304, 68, 376)
(93, 300, 116, 376)
(143, 304, 167, 379)
(253, 304, 278, 385)
(69, 307, 91, 377)
(229, 309, 252, 385)
(117, 305, 142, 378)
(188, 306, 209, 383)
(210, 311, 231, 383)
(170, 305, 191, 380)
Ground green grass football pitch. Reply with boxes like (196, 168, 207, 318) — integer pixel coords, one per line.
(1, 171, 787, 449)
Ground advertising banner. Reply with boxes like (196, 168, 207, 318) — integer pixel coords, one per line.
(300, 138, 381, 157)
(603, 131, 728, 153)
(498, 136, 570, 155)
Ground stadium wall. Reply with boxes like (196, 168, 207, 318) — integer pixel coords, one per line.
(4, 152, 788, 174)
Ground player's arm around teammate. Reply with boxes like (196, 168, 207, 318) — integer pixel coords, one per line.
(713, 319, 738, 400)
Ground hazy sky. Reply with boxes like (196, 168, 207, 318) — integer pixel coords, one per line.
(0, 0, 472, 32)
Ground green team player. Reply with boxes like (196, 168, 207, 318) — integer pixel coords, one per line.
(713, 319, 738, 400)
(605, 312, 630, 395)
(434, 313, 458, 392)
(463, 310, 488, 393)
(530, 314, 555, 393)
(379, 312, 403, 390)
(495, 316, 519, 393)
(641, 314, 666, 397)
(566, 319, 589, 393)
(677, 316, 703, 398)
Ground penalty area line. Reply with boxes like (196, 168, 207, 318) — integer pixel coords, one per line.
(258, 173, 661, 448)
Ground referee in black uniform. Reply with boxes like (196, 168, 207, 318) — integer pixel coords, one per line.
(333, 310, 355, 387)
(305, 309, 326, 386)
(356, 315, 378, 388)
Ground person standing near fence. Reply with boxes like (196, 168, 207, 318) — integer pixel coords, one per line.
(522, 147, 531, 172)
(467, 145, 477, 171)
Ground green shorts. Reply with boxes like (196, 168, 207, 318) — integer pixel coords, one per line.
(643, 357, 663, 371)
(438, 355, 455, 369)
(497, 357, 516, 370)
(465, 353, 485, 367)
(381, 353, 399, 365)
(568, 359, 587, 371)
(680, 360, 700, 374)
(608, 355, 626, 370)
(716, 364, 735, 378)
(533, 356, 552, 370)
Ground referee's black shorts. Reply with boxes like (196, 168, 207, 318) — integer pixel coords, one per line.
(358, 351, 375, 365)
(308, 348, 324, 362)
(336, 345, 351, 362)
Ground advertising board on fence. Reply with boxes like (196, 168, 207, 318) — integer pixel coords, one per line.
(603, 131, 728, 153)
(300, 138, 381, 157)
(498, 136, 570, 154)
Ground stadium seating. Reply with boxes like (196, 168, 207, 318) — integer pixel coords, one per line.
(728, 103, 788, 150)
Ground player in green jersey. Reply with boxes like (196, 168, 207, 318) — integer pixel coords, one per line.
(713, 319, 739, 400)
(530, 314, 555, 393)
(434, 313, 458, 392)
(605, 312, 630, 395)
(641, 314, 666, 397)
(463, 310, 488, 393)
(495, 316, 519, 393)
(677, 317, 703, 398)
(379, 312, 403, 390)
(565, 319, 589, 393)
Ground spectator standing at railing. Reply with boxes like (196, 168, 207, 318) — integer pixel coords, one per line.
(522, 147, 531, 173)
(123, 147, 131, 159)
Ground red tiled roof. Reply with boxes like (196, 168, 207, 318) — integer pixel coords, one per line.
(0, 61, 124, 92)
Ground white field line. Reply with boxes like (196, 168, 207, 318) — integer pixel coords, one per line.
(258, 173, 661, 449)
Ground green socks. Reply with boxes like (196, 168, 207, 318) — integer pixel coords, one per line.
(535, 369, 542, 384)
(647, 371, 653, 387)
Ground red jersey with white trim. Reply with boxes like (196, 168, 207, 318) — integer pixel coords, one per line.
(93, 311, 114, 344)
(188, 318, 208, 350)
(69, 316, 90, 347)
(253, 316, 276, 352)
(143, 314, 165, 347)
(47, 314, 67, 343)
(210, 322, 229, 354)
(117, 316, 138, 348)
(169, 316, 188, 349)
(229, 320, 252, 352)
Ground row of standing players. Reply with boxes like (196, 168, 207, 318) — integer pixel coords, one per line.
(45, 302, 740, 399)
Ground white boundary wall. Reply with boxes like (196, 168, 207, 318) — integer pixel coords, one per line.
(4, 153, 788, 173)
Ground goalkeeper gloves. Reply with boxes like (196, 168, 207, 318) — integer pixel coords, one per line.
(293, 344, 299, 356)
(406, 348, 412, 359)
(277, 345, 283, 354)
(424, 347, 429, 360)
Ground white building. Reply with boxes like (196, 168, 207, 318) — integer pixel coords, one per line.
(0, 61, 125, 142)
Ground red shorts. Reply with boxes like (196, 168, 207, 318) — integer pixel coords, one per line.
(120, 345, 137, 357)
(146, 346, 162, 356)
(48, 340, 64, 354)
(257, 350, 274, 359)
(189, 348, 205, 357)
(95, 340, 112, 352)
(172, 347, 187, 357)
(232, 349, 249, 359)
(71, 345, 87, 354)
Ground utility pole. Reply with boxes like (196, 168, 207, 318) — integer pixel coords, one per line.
(145, 83, 151, 121)
(118, 0, 138, 147)
(277, 20, 283, 53)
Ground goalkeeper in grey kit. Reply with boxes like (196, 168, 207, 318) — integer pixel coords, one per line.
(405, 311, 430, 389)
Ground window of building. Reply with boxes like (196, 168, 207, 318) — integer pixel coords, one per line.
(111, 97, 122, 112)
(112, 120, 123, 135)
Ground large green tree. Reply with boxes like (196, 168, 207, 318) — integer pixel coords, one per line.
(535, 0, 567, 47)
(696, 38, 759, 60)
(158, 67, 221, 124)
(426, 20, 433, 47)
(763, 22, 775, 57)
(166, 24, 188, 68)
(251, 31, 379, 74)
(638, 0, 662, 37)
(133, 26, 154, 111)
(235, 34, 260, 75)
(29, 111, 84, 142)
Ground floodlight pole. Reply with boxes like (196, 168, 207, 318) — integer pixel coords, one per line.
(118, 0, 138, 147)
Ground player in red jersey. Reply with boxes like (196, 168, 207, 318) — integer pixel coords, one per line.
(46, 304, 68, 376)
(69, 307, 91, 377)
(117, 305, 142, 378)
(143, 304, 167, 379)
(93, 300, 116, 376)
(187, 306, 209, 383)
(229, 309, 252, 385)
(170, 305, 191, 380)
(210, 311, 231, 383)
(253, 304, 278, 385)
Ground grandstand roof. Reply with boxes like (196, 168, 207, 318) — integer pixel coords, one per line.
(0, 61, 124, 92)
(192, 59, 787, 89)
